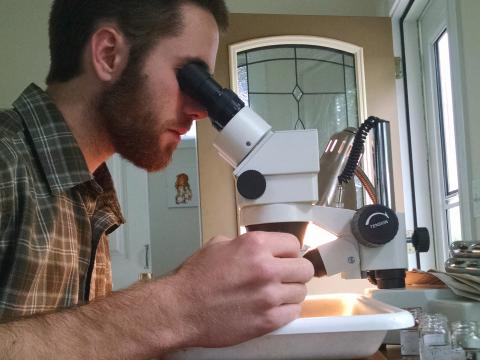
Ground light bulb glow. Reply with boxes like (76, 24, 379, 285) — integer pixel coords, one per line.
(303, 222, 337, 249)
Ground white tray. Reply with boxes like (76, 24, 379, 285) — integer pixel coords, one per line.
(165, 293, 414, 360)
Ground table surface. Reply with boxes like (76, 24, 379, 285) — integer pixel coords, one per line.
(370, 345, 418, 360)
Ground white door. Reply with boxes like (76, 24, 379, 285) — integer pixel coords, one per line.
(108, 155, 152, 290)
(419, 0, 462, 269)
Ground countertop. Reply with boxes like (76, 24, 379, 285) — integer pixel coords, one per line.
(349, 345, 418, 360)
(377, 345, 418, 360)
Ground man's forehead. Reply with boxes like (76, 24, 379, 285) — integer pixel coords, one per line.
(177, 3, 219, 73)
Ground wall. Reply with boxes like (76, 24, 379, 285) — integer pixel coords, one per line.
(148, 139, 202, 276)
(0, 0, 50, 107)
(225, 0, 390, 17)
(199, 14, 403, 242)
(454, 0, 480, 240)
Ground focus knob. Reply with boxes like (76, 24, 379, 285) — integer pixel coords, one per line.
(351, 204, 399, 247)
(411, 227, 430, 252)
(236, 170, 266, 200)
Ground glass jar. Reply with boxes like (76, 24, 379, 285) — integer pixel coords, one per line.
(420, 313, 450, 347)
(451, 321, 480, 360)
(419, 313, 456, 360)
(400, 307, 423, 356)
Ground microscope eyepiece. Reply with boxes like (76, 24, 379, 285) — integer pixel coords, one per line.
(177, 62, 245, 131)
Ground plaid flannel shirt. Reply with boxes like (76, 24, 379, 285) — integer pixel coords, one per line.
(0, 84, 124, 322)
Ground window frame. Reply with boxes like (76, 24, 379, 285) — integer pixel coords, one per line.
(390, 0, 472, 270)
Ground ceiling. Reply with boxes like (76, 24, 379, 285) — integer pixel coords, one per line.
(225, 0, 398, 17)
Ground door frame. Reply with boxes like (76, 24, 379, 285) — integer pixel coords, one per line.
(390, 0, 473, 270)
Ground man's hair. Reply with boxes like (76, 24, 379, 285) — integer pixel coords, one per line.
(46, 0, 228, 84)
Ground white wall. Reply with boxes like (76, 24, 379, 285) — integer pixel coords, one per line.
(148, 139, 202, 276)
(454, 0, 480, 240)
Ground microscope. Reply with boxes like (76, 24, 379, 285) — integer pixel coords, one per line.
(177, 62, 408, 289)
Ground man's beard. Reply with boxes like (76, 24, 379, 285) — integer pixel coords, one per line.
(97, 62, 177, 172)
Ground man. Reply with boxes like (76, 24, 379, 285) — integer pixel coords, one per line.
(0, 0, 314, 359)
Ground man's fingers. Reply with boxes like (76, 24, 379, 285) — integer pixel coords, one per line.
(273, 257, 314, 283)
(242, 231, 301, 258)
(276, 283, 309, 305)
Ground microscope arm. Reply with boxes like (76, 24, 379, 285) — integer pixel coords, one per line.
(241, 202, 407, 282)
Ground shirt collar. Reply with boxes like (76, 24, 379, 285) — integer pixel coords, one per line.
(13, 83, 93, 194)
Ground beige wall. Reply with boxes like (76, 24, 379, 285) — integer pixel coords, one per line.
(199, 14, 402, 243)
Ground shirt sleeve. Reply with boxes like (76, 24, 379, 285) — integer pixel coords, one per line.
(0, 137, 20, 249)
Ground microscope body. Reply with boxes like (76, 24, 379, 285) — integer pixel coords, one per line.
(214, 107, 320, 206)
(177, 62, 408, 289)
(212, 107, 408, 286)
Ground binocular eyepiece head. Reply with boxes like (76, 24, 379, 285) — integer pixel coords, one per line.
(177, 61, 245, 131)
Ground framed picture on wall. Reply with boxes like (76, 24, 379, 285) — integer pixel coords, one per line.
(166, 165, 199, 208)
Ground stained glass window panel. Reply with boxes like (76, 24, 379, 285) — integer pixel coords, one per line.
(247, 60, 296, 93)
(297, 60, 345, 93)
(249, 94, 298, 131)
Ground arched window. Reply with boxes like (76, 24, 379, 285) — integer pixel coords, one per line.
(229, 36, 367, 154)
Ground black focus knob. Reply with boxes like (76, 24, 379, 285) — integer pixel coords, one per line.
(411, 227, 430, 252)
(351, 204, 399, 247)
(236, 170, 266, 200)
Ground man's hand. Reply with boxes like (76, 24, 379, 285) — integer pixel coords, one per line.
(0, 231, 313, 360)
(168, 231, 314, 348)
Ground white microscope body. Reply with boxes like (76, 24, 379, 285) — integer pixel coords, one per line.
(177, 61, 408, 287)
(213, 107, 408, 282)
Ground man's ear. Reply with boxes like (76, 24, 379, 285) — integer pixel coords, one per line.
(89, 25, 129, 82)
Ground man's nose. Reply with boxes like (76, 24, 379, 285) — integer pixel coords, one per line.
(184, 95, 208, 120)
